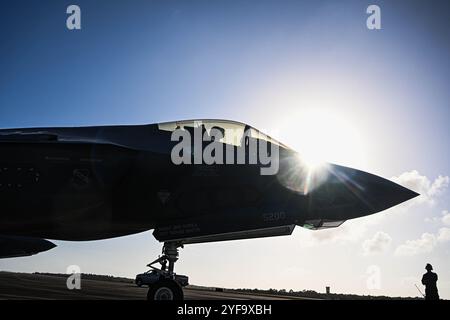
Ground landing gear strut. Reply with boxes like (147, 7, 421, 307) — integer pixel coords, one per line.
(146, 241, 185, 300)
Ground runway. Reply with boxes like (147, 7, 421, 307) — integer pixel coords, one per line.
(0, 272, 307, 300)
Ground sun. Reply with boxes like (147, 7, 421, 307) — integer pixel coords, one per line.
(275, 107, 367, 195)
(287, 108, 367, 169)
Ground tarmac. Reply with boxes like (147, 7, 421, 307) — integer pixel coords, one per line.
(0, 272, 309, 300)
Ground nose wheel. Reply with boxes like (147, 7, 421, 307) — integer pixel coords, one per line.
(147, 279, 183, 300)
(146, 241, 185, 300)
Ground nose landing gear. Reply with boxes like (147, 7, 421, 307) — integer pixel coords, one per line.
(146, 241, 186, 300)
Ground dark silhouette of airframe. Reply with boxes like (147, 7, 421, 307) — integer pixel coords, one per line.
(0, 119, 419, 299)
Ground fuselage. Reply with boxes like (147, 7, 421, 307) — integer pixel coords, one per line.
(0, 120, 418, 242)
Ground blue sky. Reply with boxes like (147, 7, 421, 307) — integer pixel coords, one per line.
(1, 0, 449, 298)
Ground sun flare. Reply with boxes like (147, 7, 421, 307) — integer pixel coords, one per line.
(288, 108, 367, 169)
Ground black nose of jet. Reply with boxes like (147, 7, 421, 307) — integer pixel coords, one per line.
(306, 164, 419, 221)
(277, 153, 419, 223)
(351, 167, 420, 213)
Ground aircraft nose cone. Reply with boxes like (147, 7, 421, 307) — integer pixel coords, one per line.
(363, 173, 419, 212)
(305, 164, 419, 220)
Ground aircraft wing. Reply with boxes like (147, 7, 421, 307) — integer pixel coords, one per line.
(0, 235, 56, 259)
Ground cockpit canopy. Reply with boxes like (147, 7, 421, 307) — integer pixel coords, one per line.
(157, 119, 288, 148)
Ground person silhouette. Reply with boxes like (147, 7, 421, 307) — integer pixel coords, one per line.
(421, 263, 439, 300)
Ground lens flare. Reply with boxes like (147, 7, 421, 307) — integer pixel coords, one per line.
(277, 153, 330, 195)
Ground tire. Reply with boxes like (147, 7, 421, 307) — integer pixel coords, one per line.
(147, 279, 184, 300)
(136, 279, 143, 287)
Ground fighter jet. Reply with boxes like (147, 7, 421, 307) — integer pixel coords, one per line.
(0, 119, 418, 299)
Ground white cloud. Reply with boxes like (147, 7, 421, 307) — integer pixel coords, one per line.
(442, 210, 450, 226)
(437, 227, 450, 242)
(395, 227, 450, 256)
(429, 176, 450, 197)
(395, 233, 437, 256)
(362, 231, 392, 256)
(424, 210, 450, 224)
(391, 170, 449, 205)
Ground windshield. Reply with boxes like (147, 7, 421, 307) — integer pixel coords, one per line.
(158, 119, 288, 148)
